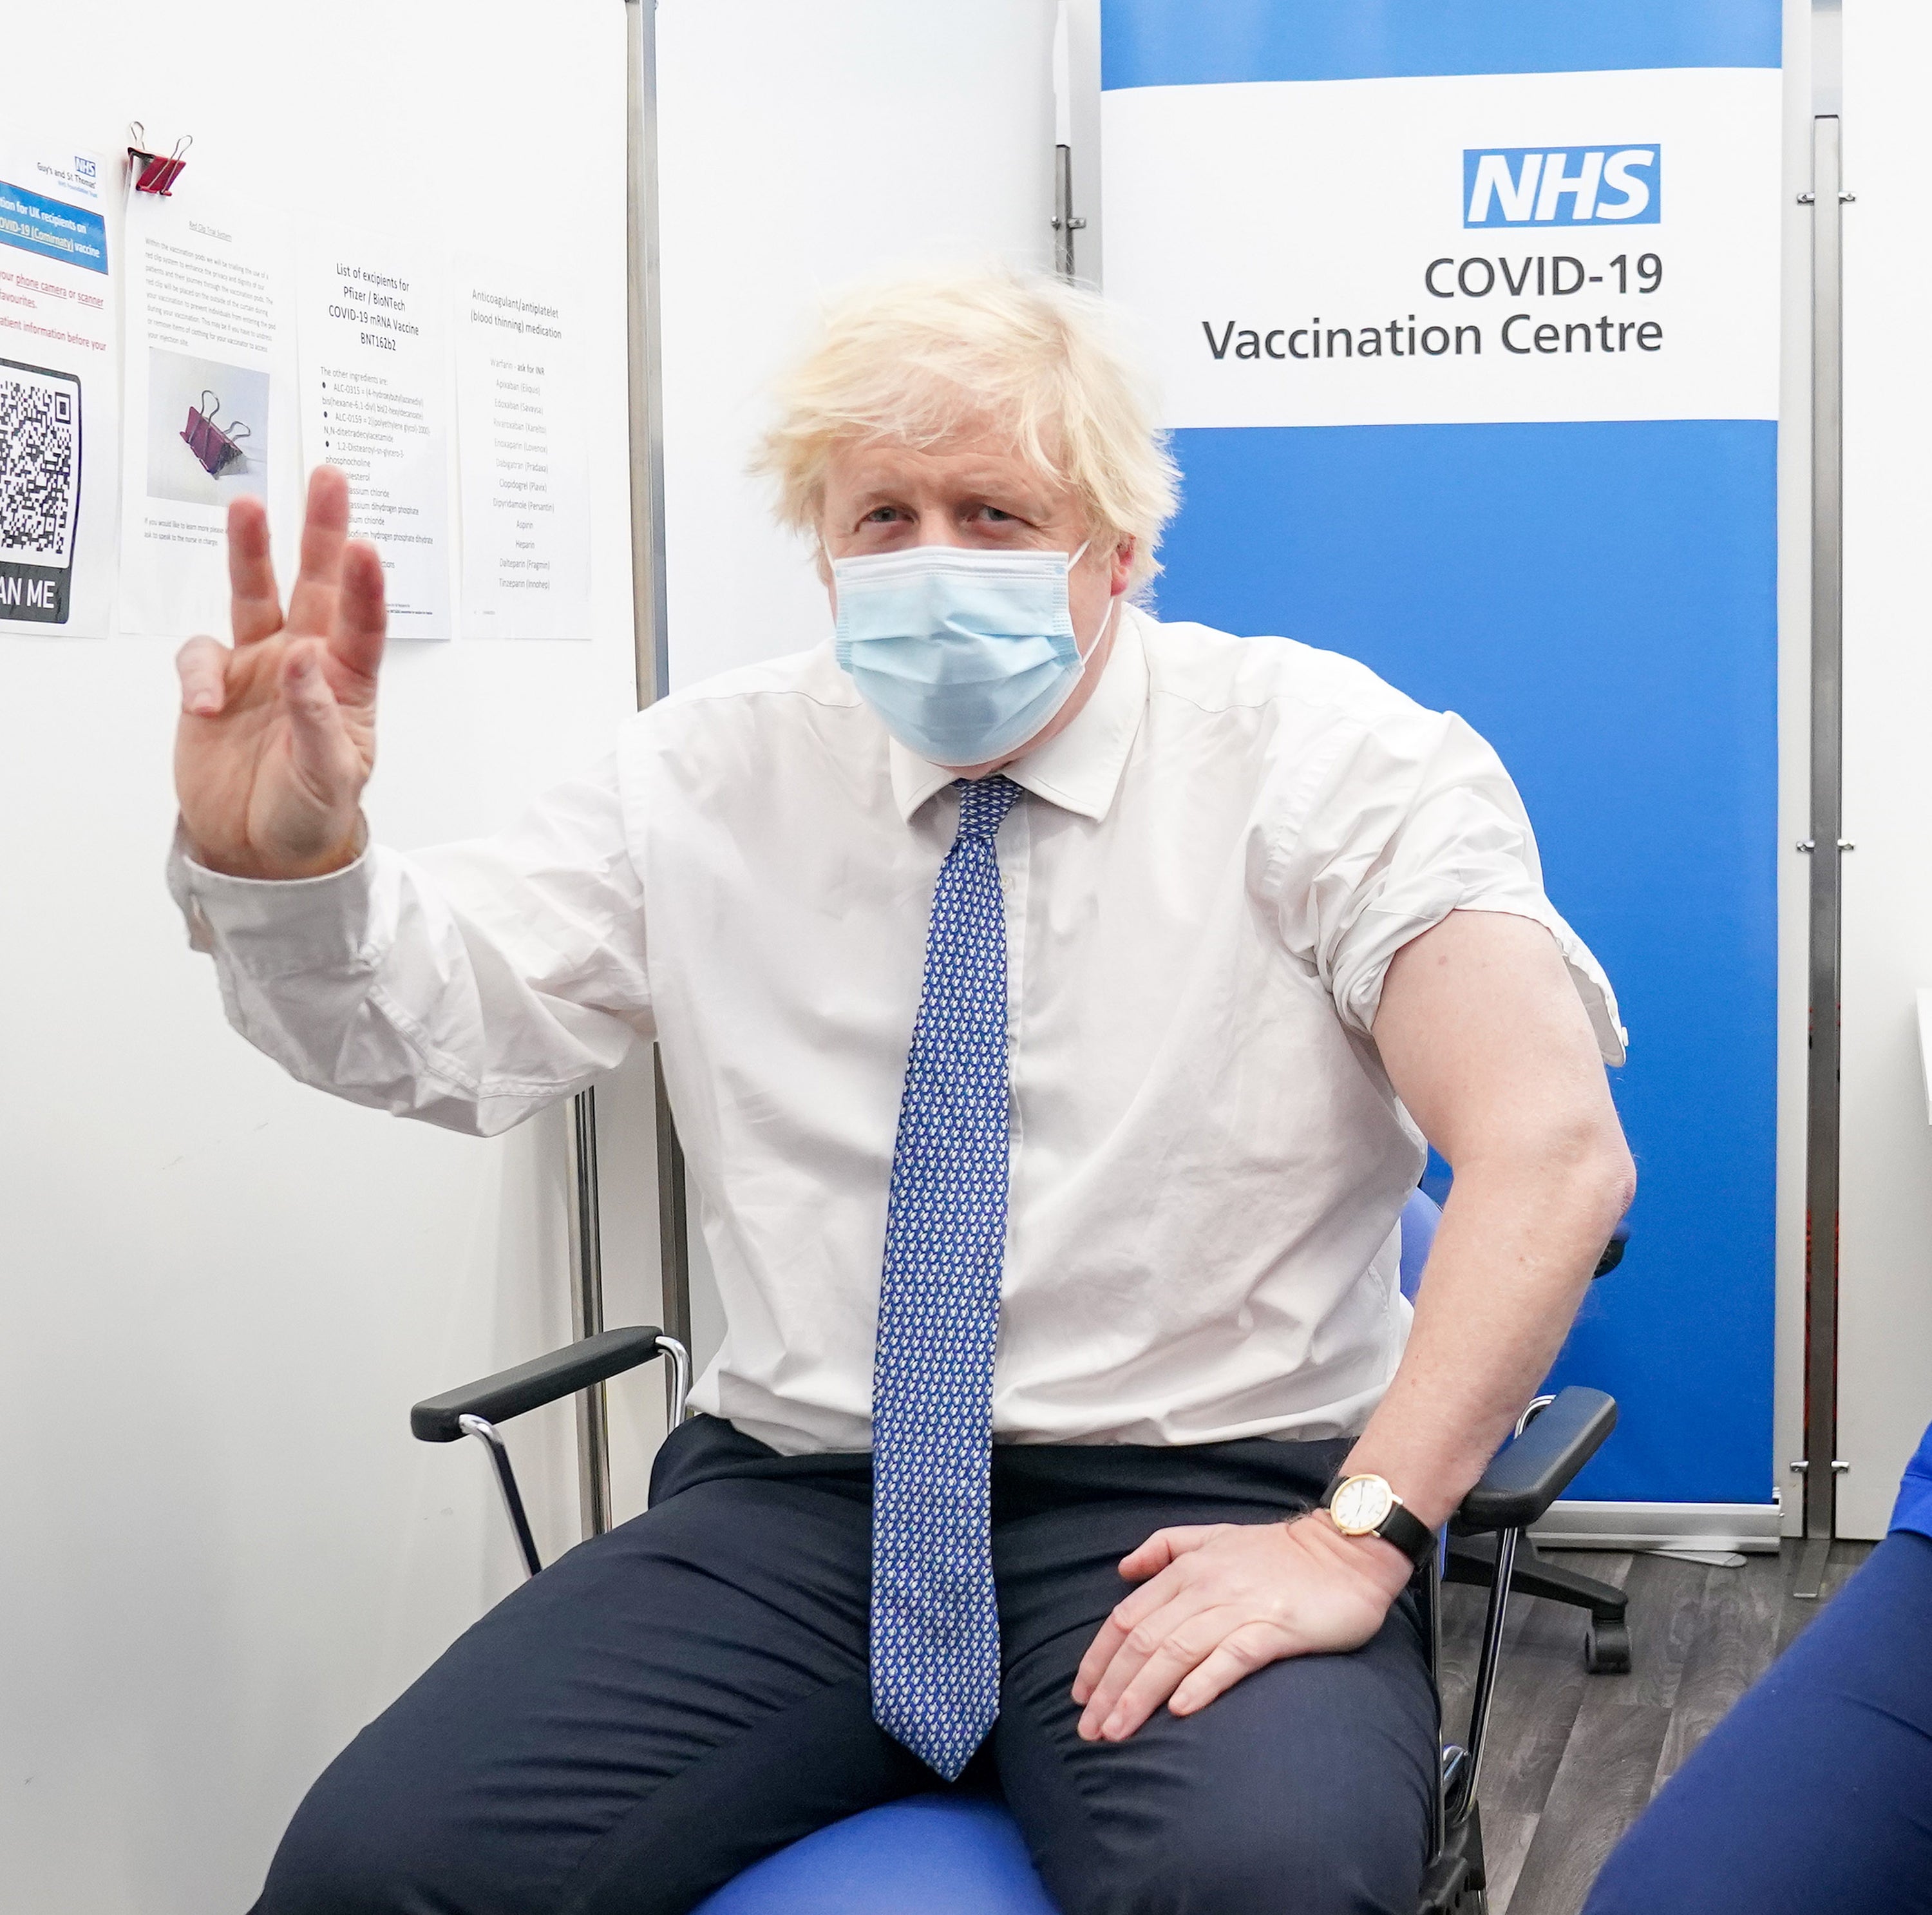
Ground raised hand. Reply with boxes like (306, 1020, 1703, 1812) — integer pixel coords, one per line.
(174, 466, 386, 879)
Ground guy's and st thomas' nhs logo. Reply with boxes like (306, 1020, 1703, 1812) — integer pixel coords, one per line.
(1463, 146, 1660, 227)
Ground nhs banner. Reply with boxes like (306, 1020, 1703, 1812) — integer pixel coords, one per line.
(1102, 2, 1781, 1512)
(1103, 58, 1777, 430)
(1463, 145, 1660, 225)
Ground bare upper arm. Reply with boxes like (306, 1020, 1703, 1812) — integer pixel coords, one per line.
(1371, 909, 1625, 1175)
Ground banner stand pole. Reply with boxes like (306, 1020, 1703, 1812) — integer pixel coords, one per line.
(1050, 1, 1084, 282)
(565, 1089, 612, 1538)
(626, 0, 693, 1445)
(1052, 145, 1084, 283)
(1795, 108, 1851, 1590)
(565, 0, 681, 1543)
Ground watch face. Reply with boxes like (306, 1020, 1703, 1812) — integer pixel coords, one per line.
(1331, 1474, 1395, 1536)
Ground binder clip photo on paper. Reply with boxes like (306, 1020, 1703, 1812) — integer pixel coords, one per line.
(182, 390, 251, 479)
(127, 124, 191, 196)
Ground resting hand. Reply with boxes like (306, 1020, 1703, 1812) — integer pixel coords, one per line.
(1071, 1513, 1413, 1742)
(173, 466, 385, 879)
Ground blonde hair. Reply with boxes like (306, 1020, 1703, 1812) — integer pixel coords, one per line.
(753, 268, 1180, 591)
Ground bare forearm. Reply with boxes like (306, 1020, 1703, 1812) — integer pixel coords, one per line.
(1356, 908, 1636, 1534)
(1343, 1141, 1633, 1529)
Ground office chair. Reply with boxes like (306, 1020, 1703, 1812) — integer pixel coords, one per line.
(1399, 1190, 1634, 1673)
(411, 1220, 1619, 1915)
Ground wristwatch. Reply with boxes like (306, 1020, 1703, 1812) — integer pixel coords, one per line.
(1318, 1472, 1436, 1570)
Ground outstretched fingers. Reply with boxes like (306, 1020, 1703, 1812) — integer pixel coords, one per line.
(283, 466, 353, 642)
(329, 537, 387, 694)
(227, 497, 283, 647)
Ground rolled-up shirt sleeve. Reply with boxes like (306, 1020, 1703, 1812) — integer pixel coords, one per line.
(166, 755, 652, 1136)
(1262, 703, 1627, 1065)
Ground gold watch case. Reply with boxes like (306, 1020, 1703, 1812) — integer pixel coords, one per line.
(1328, 1472, 1398, 1536)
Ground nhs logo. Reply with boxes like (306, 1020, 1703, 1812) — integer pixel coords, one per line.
(1463, 146, 1660, 227)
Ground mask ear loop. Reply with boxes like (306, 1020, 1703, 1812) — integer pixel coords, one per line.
(1065, 537, 1126, 663)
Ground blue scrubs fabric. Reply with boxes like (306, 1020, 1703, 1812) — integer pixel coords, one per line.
(1585, 1422, 1932, 1915)
(1891, 1420, 1932, 1542)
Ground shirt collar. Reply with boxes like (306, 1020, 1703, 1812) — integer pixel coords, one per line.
(887, 604, 1148, 825)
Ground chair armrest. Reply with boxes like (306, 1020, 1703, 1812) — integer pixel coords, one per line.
(1593, 1223, 1630, 1279)
(1451, 1386, 1617, 1534)
(411, 1326, 669, 1442)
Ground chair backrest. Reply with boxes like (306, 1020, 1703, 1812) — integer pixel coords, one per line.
(1398, 1187, 1443, 1303)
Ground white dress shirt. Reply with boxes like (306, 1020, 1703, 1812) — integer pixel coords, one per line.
(169, 606, 1623, 1456)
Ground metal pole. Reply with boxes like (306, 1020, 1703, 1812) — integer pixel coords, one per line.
(1453, 1529, 1519, 1823)
(1801, 115, 1849, 1547)
(654, 1049, 693, 1366)
(627, 0, 693, 1412)
(1049, 0, 1084, 283)
(1051, 145, 1084, 283)
(566, 1087, 612, 1538)
(626, 0, 670, 709)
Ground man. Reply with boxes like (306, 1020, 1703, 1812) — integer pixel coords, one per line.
(172, 271, 1634, 1915)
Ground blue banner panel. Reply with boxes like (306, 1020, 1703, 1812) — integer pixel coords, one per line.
(1103, 0, 1781, 91)
(1103, 0, 1783, 1511)
(1155, 419, 1777, 1503)
(0, 178, 108, 276)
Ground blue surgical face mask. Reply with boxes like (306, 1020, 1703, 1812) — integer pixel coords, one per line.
(831, 542, 1095, 767)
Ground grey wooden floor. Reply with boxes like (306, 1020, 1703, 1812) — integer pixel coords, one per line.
(1436, 1539, 1874, 1915)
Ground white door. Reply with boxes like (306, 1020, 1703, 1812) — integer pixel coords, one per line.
(1834, 0, 1932, 1538)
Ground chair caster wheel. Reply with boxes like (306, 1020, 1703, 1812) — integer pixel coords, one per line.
(1586, 1618, 1632, 1673)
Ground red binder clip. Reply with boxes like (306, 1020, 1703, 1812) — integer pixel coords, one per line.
(128, 123, 191, 196)
(182, 390, 251, 479)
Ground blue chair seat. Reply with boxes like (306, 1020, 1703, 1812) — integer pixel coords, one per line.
(694, 1794, 1056, 1914)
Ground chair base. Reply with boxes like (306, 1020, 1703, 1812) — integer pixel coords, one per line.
(1419, 1804, 1488, 1914)
(1445, 1532, 1629, 1671)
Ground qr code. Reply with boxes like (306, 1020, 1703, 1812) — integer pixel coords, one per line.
(1, 370, 79, 561)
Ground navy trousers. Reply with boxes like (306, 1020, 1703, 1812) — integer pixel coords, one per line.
(253, 1416, 1435, 1915)
(1585, 1530, 1932, 1914)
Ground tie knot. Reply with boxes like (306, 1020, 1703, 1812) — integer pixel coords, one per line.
(954, 776, 1021, 843)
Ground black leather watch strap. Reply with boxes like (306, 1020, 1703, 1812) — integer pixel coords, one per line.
(1318, 1474, 1437, 1570)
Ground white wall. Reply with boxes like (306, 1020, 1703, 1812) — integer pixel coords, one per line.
(0, 6, 660, 1910)
(1832, 0, 1932, 1537)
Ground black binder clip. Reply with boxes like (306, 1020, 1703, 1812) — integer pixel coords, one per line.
(182, 389, 251, 479)
(128, 123, 191, 196)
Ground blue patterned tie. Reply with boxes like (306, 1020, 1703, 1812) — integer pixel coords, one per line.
(869, 774, 1023, 1779)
